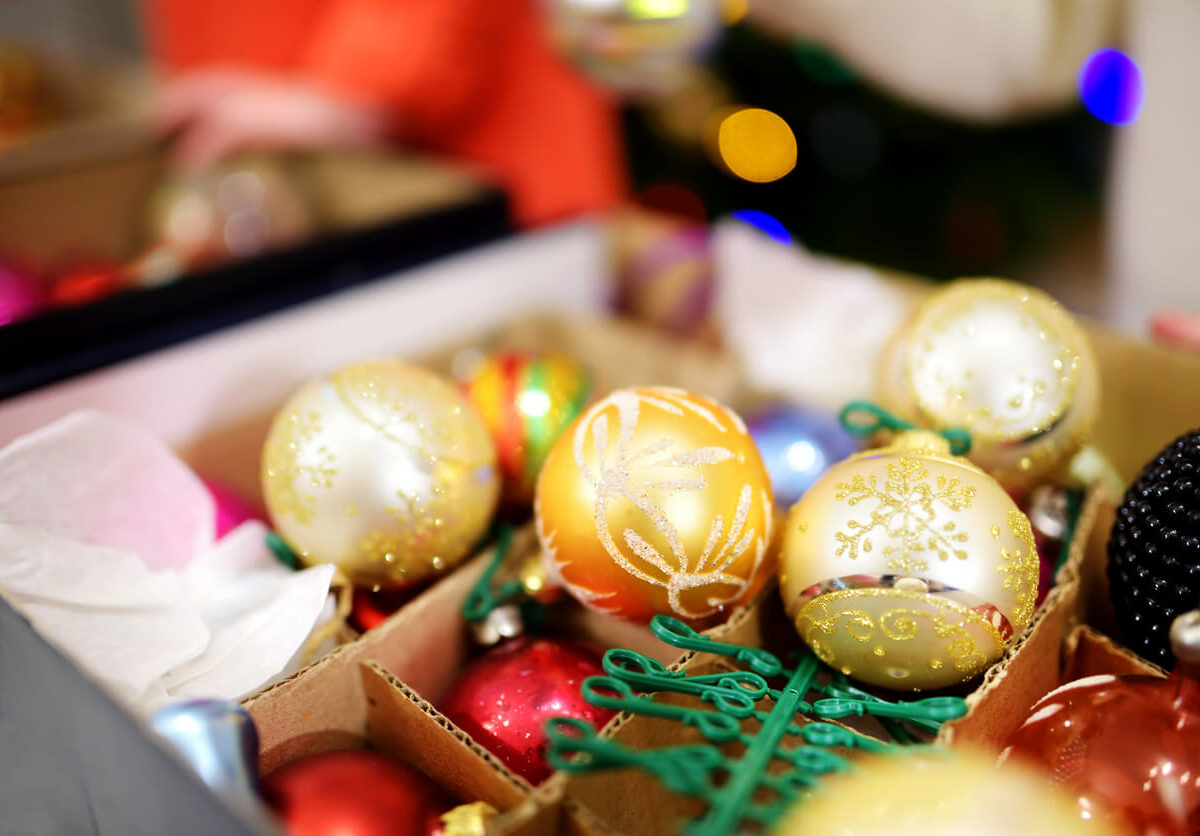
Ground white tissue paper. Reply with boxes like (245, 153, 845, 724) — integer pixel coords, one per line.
(713, 219, 918, 412)
(0, 410, 336, 713)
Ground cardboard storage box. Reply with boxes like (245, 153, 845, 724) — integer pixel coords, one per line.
(1, 222, 1199, 833)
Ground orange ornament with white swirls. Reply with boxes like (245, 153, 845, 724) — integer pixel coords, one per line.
(534, 386, 774, 623)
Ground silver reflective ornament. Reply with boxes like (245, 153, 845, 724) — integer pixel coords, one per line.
(150, 699, 260, 814)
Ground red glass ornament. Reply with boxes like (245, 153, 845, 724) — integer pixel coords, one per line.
(440, 637, 614, 784)
(0, 260, 44, 325)
(48, 260, 124, 307)
(1001, 671, 1200, 833)
(261, 750, 452, 836)
(350, 587, 416, 633)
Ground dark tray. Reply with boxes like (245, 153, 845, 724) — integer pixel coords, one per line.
(0, 187, 510, 400)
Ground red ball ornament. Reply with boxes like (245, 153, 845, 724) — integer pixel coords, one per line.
(440, 637, 613, 784)
(349, 586, 416, 633)
(48, 259, 124, 307)
(1000, 612, 1200, 834)
(261, 750, 453, 836)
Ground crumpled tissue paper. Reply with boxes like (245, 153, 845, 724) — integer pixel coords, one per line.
(713, 219, 918, 413)
(0, 410, 336, 713)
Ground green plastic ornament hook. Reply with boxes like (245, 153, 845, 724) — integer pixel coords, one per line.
(460, 524, 521, 623)
(837, 400, 973, 456)
(544, 613, 970, 836)
(651, 616, 785, 677)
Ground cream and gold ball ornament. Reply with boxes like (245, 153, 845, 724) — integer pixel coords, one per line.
(535, 386, 775, 623)
(262, 361, 499, 589)
(879, 278, 1099, 492)
(772, 750, 1123, 836)
(779, 429, 1039, 690)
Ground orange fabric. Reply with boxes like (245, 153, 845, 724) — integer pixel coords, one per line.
(144, 0, 626, 226)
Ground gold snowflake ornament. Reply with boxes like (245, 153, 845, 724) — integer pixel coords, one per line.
(779, 430, 1040, 690)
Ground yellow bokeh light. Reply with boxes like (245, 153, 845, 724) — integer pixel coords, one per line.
(627, 0, 689, 20)
(717, 108, 797, 183)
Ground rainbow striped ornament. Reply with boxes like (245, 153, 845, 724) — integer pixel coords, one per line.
(461, 351, 592, 507)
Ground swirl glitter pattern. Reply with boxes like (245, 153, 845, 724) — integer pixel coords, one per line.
(796, 588, 1000, 680)
(556, 388, 770, 619)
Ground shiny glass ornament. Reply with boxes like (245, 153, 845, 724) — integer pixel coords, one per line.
(261, 750, 452, 836)
(546, 0, 721, 97)
(780, 430, 1040, 690)
(47, 259, 124, 307)
(1108, 429, 1200, 667)
(774, 750, 1122, 835)
(747, 405, 859, 508)
(0, 259, 44, 325)
(440, 637, 613, 784)
(349, 586, 414, 633)
(879, 279, 1099, 492)
(615, 222, 714, 338)
(1025, 484, 1082, 608)
(459, 350, 591, 508)
(262, 361, 499, 589)
(1000, 611, 1200, 834)
(536, 386, 775, 622)
(145, 156, 315, 265)
(149, 699, 260, 815)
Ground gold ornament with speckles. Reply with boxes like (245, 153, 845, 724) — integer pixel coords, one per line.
(773, 750, 1125, 836)
(779, 430, 1039, 690)
(879, 278, 1099, 492)
(536, 386, 775, 623)
(262, 360, 498, 588)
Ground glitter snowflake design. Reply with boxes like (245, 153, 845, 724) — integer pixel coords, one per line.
(833, 457, 977, 574)
(996, 507, 1040, 628)
(559, 388, 770, 619)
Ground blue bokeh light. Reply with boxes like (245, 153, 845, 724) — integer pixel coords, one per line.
(1078, 49, 1144, 125)
(730, 210, 792, 245)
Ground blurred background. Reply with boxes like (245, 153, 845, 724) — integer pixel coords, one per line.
(0, 0, 1194, 371)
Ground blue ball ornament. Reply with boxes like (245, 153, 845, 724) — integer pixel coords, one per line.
(747, 405, 859, 508)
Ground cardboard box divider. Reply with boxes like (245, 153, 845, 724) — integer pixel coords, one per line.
(242, 523, 697, 835)
(1062, 624, 1167, 682)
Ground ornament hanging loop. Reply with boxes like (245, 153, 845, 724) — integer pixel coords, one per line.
(837, 400, 972, 457)
(458, 527, 520, 618)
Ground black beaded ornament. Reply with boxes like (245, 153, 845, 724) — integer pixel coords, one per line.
(1108, 429, 1200, 667)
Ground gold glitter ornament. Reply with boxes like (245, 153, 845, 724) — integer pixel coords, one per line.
(779, 430, 1039, 690)
(879, 278, 1099, 492)
(262, 361, 498, 588)
(536, 386, 775, 623)
(772, 751, 1123, 836)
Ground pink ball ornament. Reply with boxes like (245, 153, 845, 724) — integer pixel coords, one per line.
(0, 259, 44, 325)
(201, 477, 263, 539)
